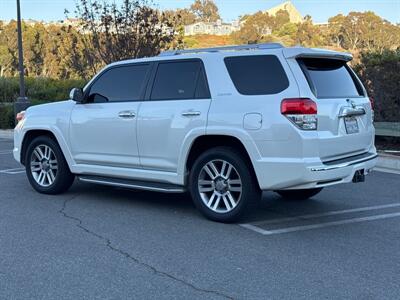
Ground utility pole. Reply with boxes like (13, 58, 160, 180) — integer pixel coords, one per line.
(14, 0, 30, 117)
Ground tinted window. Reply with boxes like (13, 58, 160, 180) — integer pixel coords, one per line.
(224, 55, 289, 95)
(88, 64, 149, 102)
(299, 58, 363, 98)
(151, 61, 209, 100)
(195, 66, 211, 99)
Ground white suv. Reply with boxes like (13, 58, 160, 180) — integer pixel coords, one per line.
(13, 43, 377, 222)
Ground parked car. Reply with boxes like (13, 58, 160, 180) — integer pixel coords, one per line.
(13, 43, 377, 222)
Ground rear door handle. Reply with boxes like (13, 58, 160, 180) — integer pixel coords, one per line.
(118, 111, 136, 118)
(181, 111, 201, 117)
(338, 107, 366, 118)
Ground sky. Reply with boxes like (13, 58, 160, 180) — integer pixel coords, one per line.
(1, 0, 399, 24)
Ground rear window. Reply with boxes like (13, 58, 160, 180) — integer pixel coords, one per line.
(224, 55, 289, 95)
(299, 58, 364, 98)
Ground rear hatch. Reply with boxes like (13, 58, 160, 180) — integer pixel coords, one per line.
(294, 54, 374, 161)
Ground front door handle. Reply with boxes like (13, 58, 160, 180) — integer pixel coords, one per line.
(181, 110, 201, 117)
(118, 111, 136, 118)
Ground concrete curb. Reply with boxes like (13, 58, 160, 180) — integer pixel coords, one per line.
(0, 130, 13, 140)
(375, 152, 400, 175)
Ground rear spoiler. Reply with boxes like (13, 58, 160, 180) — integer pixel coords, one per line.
(283, 47, 353, 62)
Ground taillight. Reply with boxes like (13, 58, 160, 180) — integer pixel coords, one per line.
(281, 98, 318, 130)
(16, 111, 26, 122)
(369, 97, 374, 122)
(369, 97, 374, 110)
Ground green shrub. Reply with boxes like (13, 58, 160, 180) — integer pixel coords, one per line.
(0, 104, 15, 129)
(0, 77, 86, 129)
(354, 49, 400, 122)
(0, 77, 86, 103)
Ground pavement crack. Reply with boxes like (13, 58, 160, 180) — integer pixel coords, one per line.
(58, 195, 233, 299)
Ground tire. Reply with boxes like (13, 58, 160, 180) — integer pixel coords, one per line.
(189, 146, 260, 223)
(25, 135, 75, 194)
(275, 188, 323, 200)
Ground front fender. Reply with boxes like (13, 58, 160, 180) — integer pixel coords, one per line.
(19, 125, 75, 168)
(15, 100, 75, 168)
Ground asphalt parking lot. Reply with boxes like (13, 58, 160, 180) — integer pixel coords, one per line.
(1, 137, 399, 299)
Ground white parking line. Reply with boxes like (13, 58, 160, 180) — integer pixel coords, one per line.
(373, 168, 400, 175)
(240, 202, 400, 235)
(251, 202, 400, 226)
(0, 150, 13, 155)
(240, 212, 400, 235)
(0, 167, 25, 174)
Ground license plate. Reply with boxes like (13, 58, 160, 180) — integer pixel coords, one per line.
(344, 117, 359, 134)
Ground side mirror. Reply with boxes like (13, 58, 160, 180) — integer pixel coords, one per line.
(69, 88, 84, 103)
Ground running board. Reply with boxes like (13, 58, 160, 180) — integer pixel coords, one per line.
(78, 175, 186, 193)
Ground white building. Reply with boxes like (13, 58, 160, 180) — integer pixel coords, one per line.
(184, 20, 240, 36)
(264, 1, 303, 23)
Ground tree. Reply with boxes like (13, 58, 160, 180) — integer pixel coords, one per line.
(0, 21, 19, 77)
(274, 22, 298, 46)
(295, 15, 323, 47)
(273, 9, 290, 30)
(164, 8, 197, 27)
(190, 0, 220, 22)
(354, 49, 400, 122)
(0, 21, 8, 77)
(328, 12, 400, 52)
(328, 14, 346, 48)
(23, 23, 46, 77)
(231, 12, 274, 44)
(176, 8, 197, 25)
(70, 0, 177, 75)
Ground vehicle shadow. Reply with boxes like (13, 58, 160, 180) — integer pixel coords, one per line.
(69, 181, 347, 224)
(69, 180, 198, 214)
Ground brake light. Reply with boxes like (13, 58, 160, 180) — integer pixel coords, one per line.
(369, 97, 374, 122)
(281, 98, 318, 130)
(369, 97, 374, 110)
(16, 111, 26, 122)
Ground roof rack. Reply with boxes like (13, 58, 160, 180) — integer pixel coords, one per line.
(159, 43, 284, 57)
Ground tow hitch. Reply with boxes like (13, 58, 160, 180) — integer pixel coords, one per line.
(352, 169, 365, 183)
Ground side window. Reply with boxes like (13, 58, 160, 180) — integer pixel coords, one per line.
(195, 66, 211, 99)
(224, 55, 289, 95)
(87, 64, 149, 103)
(150, 60, 210, 100)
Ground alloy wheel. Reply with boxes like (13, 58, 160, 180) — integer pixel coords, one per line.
(198, 159, 242, 213)
(30, 144, 58, 187)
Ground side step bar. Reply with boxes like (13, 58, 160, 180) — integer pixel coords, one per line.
(78, 175, 186, 193)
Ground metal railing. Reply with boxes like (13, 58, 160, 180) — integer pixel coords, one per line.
(375, 122, 400, 137)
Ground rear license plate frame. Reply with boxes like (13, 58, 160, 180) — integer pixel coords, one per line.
(344, 116, 359, 134)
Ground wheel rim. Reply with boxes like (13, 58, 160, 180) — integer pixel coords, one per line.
(30, 144, 58, 187)
(198, 159, 242, 213)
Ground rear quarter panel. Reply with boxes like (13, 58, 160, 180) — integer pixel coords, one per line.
(204, 51, 310, 185)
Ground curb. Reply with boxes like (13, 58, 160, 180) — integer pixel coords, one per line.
(0, 129, 13, 140)
(375, 152, 400, 175)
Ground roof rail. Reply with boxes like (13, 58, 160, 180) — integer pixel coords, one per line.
(159, 43, 284, 57)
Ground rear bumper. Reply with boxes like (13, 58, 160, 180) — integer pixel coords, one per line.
(254, 152, 377, 190)
(311, 152, 377, 172)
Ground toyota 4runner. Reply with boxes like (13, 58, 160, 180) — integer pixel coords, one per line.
(13, 43, 377, 222)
